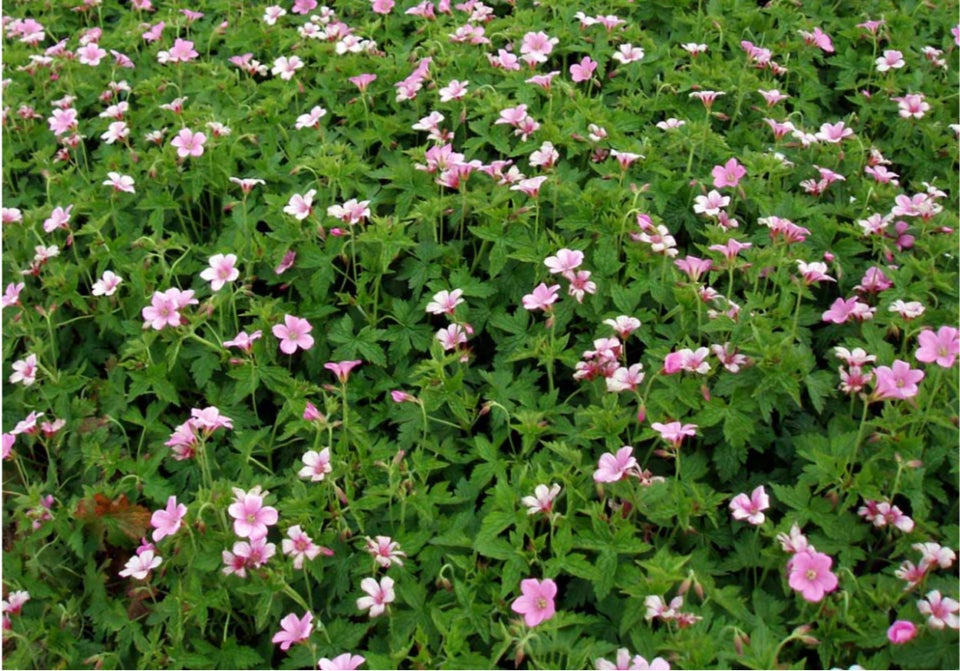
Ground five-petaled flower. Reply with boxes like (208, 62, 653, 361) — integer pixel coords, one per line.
(150, 496, 187, 542)
(511, 578, 557, 627)
(273, 315, 315, 354)
(357, 576, 395, 618)
(171, 128, 206, 158)
(787, 549, 838, 602)
(272, 611, 313, 650)
(729, 486, 770, 525)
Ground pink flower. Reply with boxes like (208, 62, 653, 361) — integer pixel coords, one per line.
(150, 495, 187, 542)
(227, 486, 279, 539)
(511, 578, 557, 627)
(199, 253, 238, 291)
(651, 421, 698, 449)
(436, 324, 469, 352)
(593, 446, 638, 483)
(158, 38, 198, 64)
(711, 158, 746, 189)
(521, 484, 561, 516)
(272, 55, 304, 80)
(438, 79, 469, 102)
(426, 289, 465, 316)
(170, 128, 206, 158)
(787, 549, 839, 602)
(796, 260, 834, 284)
(103, 172, 136, 194)
(522, 283, 560, 311)
(887, 620, 917, 644)
(282, 525, 326, 570)
(318, 654, 366, 670)
(142, 290, 183, 330)
(190, 406, 233, 432)
(729, 486, 770, 525)
(292, 0, 318, 13)
(689, 90, 724, 108)
(365, 535, 406, 568)
(273, 315, 315, 354)
(356, 576, 395, 617)
(872, 360, 924, 400)
(510, 175, 548, 197)
(606, 364, 645, 393)
(325, 360, 362, 383)
(596, 649, 671, 670)
(76, 42, 107, 66)
(603, 316, 641, 339)
(272, 612, 313, 650)
(858, 500, 915, 533)
(875, 49, 905, 72)
(2, 433, 14, 460)
(520, 31, 559, 66)
(915, 326, 959, 368)
(119, 550, 162, 580)
(223, 329, 262, 353)
(299, 448, 332, 481)
(222, 537, 277, 577)
(91, 270, 123, 297)
(893, 93, 930, 119)
(693, 190, 730, 217)
(229, 177, 266, 194)
(544, 249, 584, 275)
(916, 590, 959, 630)
(612, 44, 645, 64)
(284, 190, 316, 220)
(42, 205, 73, 233)
(674, 256, 713, 283)
(295, 105, 327, 130)
(815, 121, 854, 143)
(570, 56, 598, 83)
(821, 297, 875, 324)
(350, 73, 377, 92)
(757, 89, 788, 106)
(327, 199, 371, 225)
(275, 251, 296, 275)
(9, 354, 38, 387)
(371, 0, 395, 14)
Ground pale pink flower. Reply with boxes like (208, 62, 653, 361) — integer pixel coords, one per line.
(796, 260, 834, 284)
(282, 526, 324, 570)
(511, 578, 557, 627)
(303, 402, 322, 421)
(593, 446, 638, 483)
(228, 486, 279, 540)
(2, 433, 14, 460)
(190, 406, 233, 432)
(350, 74, 377, 92)
(325, 360, 362, 383)
(605, 364, 645, 393)
(327, 199, 371, 225)
(693, 190, 730, 217)
(1, 590, 30, 616)
(875, 49, 905, 72)
(170, 128, 206, 158)
(815, 121, 854, 143)
(530, 141, 559, 169)
(711, 158, 746, 189)
(9, 354, 37, 387)
(158, 38, 198, 64)
(917, 591, 959, 630)
(292, 0, 317, 13)
(522, 283, 560, 311)
(318, 653, 366, 670)
(284, 190, 316, 220)
(651, 421, 698, 449)
(675, 256, 713, 282)
(612, 44, 645, 64)
(141, 290, 182, 330)
(521, 484, 561, 516)
(223, 329, 262, 353)
(570, 56, 598, 83)
(222, 538, 276, 577)
(689, 90, 724, 108)
(435, 324, 468, 351)
(656, 118, 686, 131)
(365, 536, 406, 568)
(757, 89, 788, 106)
(272, 55, 305, 80)
(787, 549, 838, 602)
(681, 43, 707, 56)
(119, 550, 162, 580)
(544, 249, 583, 275)
(777, 523, 811, 554)
(596, 649, 670, 670)
(511, 175, 548, 197)
(356, 576, 395, 617)
(872, 360, 924, 400)
(272, 612, 313, 650)
(76, 42, 107, 66)
(2, 208, 24, 225)
(799, 27, 834, 53)
(426, 289, 465, 316)
(887, 621, 917, 644)
(371, 0, 395, 14)
(603, 316, 641, 339)
(915, 326, 959, 368)
(520, 31, 559, 66)
(262, 5, 287, 24)
(729, 486, 770, 525)
(103, 172, 135, 193)
(892, 93, 929, 119)
(11, 411, 44, 436)
(150, 495, 187, 542)
(100, 121, 130, 144)
(199, 253, 239, 291)
(88, 270, 121, 297)
(438, 79, 468, 102)
(273, 315, 315, 354)
(610, 150, 642, 170)
(229, 177, 266, 194)
(914, 542, 956, 572)
(295, 105, 327, 130)
(299, 448, 332, 482)
(857, 500, 914, 533)
(822, 296, 874, 324)
(275, 251, 296, 275)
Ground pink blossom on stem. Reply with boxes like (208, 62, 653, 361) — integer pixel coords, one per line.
(150, 496, 187, 542)
(593, 446, 638, 483)
(872, 360, 924, 400)
(227, 486, 279, 540)
(273, 315, 315, 354)
(272, 612, 313, 650)
(522, 283, 560, 311)
(570, 56, 598, 83)
(325, 360, 362, 383)
(318, 654, 366, 670)
(787, 549, 838, 602)
(365, 536, 406, 568)
(711, 158, 746, 189)
(887, 620, 917, 644)
(510, 578, 557, 627)
(356, 576, 395, 617)
(299, 448, 332, 482)
(915, 326, 959, 368)
(282, 526, 325, 569)
(729, 486, 770, 525)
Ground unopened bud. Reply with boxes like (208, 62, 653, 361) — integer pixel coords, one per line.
(677, 578, 692, 596)
(636, 407, 646, 423)
(700, 384, 711, 402)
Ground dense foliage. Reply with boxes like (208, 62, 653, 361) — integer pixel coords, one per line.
(2, 0, 958, 669)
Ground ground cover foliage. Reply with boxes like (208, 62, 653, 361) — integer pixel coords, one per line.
(2, 0, 959, 668)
